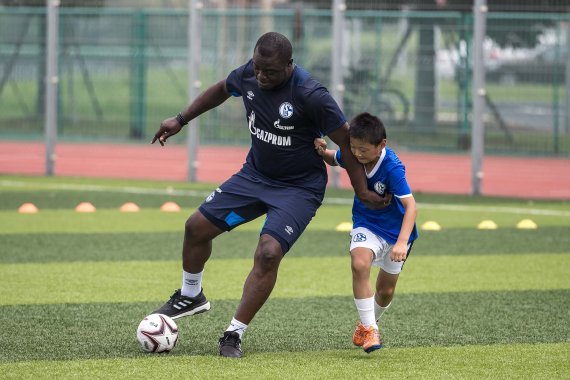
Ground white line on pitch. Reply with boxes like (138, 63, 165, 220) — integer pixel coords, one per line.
(2, 180, 569, 217)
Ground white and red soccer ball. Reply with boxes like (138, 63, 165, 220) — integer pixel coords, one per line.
(136, 313, 179, 353)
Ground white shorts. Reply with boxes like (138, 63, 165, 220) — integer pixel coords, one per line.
(349, 227, 412, 275)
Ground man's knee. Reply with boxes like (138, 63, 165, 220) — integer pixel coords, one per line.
(185, 214, 203, 239)
(184, 211, 220, 242)
(254, 235, 283, 271)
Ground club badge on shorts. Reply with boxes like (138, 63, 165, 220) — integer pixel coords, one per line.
(353, 233, 367, 242)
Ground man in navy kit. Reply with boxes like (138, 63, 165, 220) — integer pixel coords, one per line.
(151, 32, 389, 358)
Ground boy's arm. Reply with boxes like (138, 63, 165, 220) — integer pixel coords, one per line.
(390, 195, 417, 262)
(314, 138, 338, 166)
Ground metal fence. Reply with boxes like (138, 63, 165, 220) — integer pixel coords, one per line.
(0, 4, 569, 157)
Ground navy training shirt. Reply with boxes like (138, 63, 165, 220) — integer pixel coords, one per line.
(226, 60, 346, 192)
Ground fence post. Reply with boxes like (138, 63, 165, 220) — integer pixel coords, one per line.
(187, 0, 202, 182)
(471, 0, 487, 195)
(330, 0, 346, 188)
(565, 21, 570, 135)
(553, 21, 561, 154)
(130, 10, 146, 139)
(45, 0, 59, 176)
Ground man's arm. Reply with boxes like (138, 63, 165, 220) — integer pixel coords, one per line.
(152, 79, 231, 146)
(327, 123, 391, 208)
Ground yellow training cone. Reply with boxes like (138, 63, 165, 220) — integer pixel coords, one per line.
(335, 222, 353, 232)
(18, 203, 38, 214)
(120, 202, 140, 212)
(75, 202, 96, 213)
(160, 202, 181, 212)
(477, 220, 497, 230)
(421, 221, 441, 231)
(517, 219, 537, 229)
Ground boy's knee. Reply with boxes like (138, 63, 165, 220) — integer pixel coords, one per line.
(378, 287, 395, 298)
(351, 252, 372, 273)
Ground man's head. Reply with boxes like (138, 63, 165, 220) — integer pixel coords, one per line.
(252, 32, 294, 90)
(348, 113, 387, 165)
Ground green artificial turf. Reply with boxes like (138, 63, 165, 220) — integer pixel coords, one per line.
(1, 291, 568, 362)
(1, 254, 569, 305)
(1, 175, 568, 379)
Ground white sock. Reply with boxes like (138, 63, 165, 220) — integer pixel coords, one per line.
(354, 297, 378, 329)
(226, 317, 248, 339)
(181, 270, 203, 298)
(375, 300, 391, 322)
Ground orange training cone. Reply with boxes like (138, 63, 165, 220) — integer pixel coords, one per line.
(120, 202, 140, 212)
(160, 202, 181, 212)
(75, 202, 96, 213)
(18, 203, 39, 214)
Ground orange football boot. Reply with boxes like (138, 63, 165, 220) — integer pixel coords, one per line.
(352, 322, 383, 353)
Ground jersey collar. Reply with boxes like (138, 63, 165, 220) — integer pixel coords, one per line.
(365, 148, 386, 178)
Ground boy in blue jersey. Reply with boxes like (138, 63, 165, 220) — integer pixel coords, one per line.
(150, 33, 390, 358)
(315, 112, 418, 353)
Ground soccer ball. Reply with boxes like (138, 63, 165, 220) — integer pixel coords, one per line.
(136, 313, 179, 353)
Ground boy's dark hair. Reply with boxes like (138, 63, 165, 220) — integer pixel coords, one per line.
(254, 32, 293, 65)
(348, 112, 387, 145)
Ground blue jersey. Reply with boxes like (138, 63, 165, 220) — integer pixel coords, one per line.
(336, 148, 418, 244)
(226, 60, 346, 193)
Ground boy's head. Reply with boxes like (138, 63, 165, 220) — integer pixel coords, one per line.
(348, 113, 387, 165)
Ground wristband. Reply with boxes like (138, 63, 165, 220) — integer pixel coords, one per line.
(175, 112, 189, 126)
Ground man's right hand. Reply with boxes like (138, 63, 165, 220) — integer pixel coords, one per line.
(359, 191, 393, 210)
(152, 117, 183, 146)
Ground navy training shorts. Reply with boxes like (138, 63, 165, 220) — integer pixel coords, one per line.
(198, 170, 325, 254)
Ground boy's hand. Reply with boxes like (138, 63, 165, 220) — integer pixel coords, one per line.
(390, 241, 408, 262)
(314, 138, 327, 156)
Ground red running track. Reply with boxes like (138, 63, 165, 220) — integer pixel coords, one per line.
(1, 141, 569, 200)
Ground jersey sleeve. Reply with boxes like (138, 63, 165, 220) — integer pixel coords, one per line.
(226, 62, 249, 97)
(334, 150, 345, 168)
(303, 87, 346, 136)
(388, 165, 412, 198)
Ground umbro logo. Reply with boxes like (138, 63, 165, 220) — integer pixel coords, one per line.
(247, 91, 255, 100)
(206, 188, 222, 202)
(284, 225, 294, 235)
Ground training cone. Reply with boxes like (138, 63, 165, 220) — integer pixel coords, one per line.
(517, 219, 537, 229)
(421, 221, 441, 231)
(18, 203, 39, 214)
(120, 202, 140, 212)
(477, 220, 498, 230)
(75, 202, 96, 213)
(160, 201, 181, 212)
(335, 222, 353, 232)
